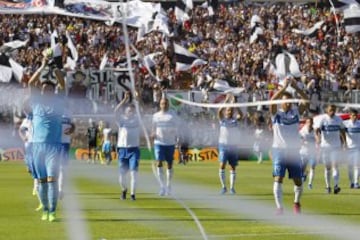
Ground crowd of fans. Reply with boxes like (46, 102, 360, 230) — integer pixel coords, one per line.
(1, 2, 359, 103)
(1, 1, 360, 148)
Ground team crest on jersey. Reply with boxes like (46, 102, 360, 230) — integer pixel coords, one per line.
(322, 125, 341, 132)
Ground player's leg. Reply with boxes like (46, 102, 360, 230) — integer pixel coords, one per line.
(164, 145, 175, 195)
(58, 143, 70, 199)
(272, 148, 286, 214)
(228, 148, 239, 194)
(307, 153, 317, 189)
(321, 149, 332, 193)
(129, 147, 140, 200)
(354, 150, 360, 188)
(32, 143, 50, 220)
(118, 148, 129, 200)
(331, 149, 341, 194)
(154, 144, 166, 196)
(218, 146, 228, 194)
(46, 144, 61, 222)
(347, 149, 355, 188)
(288, 152, 303, 215)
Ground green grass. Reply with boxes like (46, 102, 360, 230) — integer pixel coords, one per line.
(1, 160, 360, 240)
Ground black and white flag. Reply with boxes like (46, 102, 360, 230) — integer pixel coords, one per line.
(249, 15, 263, 44)
(0, 53, 23, 83)
(0, 40, 28, 54)
(275, 51, 301, 79)
(292, 21, 325, 37)
(331, 0, 360, 11)
(64, 31, 78, 70)
(343, 4, 360, 33)
(175, 0, 193, 23)
(174, 43, 206, 71)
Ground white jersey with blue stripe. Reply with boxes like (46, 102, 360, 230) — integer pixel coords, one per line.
(271, 108, 301, 149)
(343, 119, 360, 149)
(218, 118, 240, 146)
(152, 110, 179, 146)
(314, 114, 344, 148)
(299, 125, 316, 155)
(117, 116, 140, 148)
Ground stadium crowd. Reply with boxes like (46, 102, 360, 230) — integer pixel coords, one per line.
(0, 1, 359, 109)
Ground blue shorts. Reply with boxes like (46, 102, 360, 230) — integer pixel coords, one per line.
(32, 143, 62, 179)
(102, 141, 111, 153)
(59, 143, 70, 166)
(154, 144, 175, 165)
(118, 147, 140, 171)
(24, 143, 37, 179)
(218, 145, 239, 167)
(272, 148, 302, 179)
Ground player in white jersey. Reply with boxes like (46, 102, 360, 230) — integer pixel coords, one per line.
(217, 94, 243, 195)
(114, 91, 141, 201)
(152, 97, 180, 196)
(270, 77, 309, 215)
(299, 117, 317, 190)
(314, 104, 346, 194)
(101, 122, 112, 165)
(343, 109, 360, 189)
(58, 114, 75, 200)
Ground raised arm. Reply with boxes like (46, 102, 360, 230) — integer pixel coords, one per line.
(114, 91, 131, 113)
(28, 57, 47, 88)
(269, 78, 290, 115)
(290, 80, 309, 115)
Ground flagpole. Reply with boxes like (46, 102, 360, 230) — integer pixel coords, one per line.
(328, 0, 341, 45)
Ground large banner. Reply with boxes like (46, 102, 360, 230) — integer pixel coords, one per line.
(0, 0, 161, 26)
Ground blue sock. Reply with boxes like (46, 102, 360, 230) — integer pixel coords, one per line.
(48, 181, 58, 213)
(38, 182, 49, 211)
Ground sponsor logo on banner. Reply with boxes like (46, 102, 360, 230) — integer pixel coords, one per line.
(0, 148, 24, 161)
(174, 147, 218, 162)
(74, 147, 218, 162)
(74, 148, 116, 161)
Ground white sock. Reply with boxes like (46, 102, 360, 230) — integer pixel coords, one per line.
(333, 167, 339, 186)
(258, 152, 263, 163)
(354, 167, 359, 185)
(308, 168, 315, 185)
(157, 167, 165, 189)
(130, 170, 137, 195)
(229, 170, 236, 189)
(348, 164, 354, 184)
(58, 168, 64, 193)
(273, 182, 283, 209)
(219, 169, 226, 188)
(166, 168, 173, 190)
(33, 179, 39, 193)
(325, 168, 331, 188)
(118, 168, 128, 191)
(294, 185, 303, 203)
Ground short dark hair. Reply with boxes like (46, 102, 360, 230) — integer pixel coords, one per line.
(349, 108, 358, 115)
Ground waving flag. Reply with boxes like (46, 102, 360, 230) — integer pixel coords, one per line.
(175, 0, 193, 23)
(174, 43, 206, 71)
(275, 51, 301, 79)
(292, 21, 325, 37)
(249, 15, 263, 44)
(0, 53, 23, 83)
(343, 4, 360, 33)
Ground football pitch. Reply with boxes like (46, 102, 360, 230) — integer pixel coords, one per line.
(1, 160, 360, 240)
